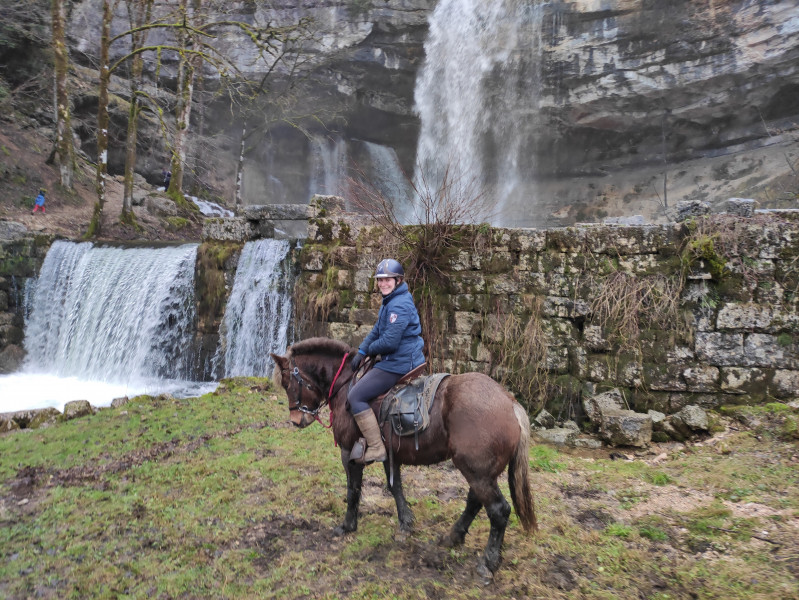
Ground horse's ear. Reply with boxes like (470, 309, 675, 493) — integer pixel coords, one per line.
(270, 353, 287, 370)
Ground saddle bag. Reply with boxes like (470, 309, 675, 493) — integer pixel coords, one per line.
(380, 373, 449, 447)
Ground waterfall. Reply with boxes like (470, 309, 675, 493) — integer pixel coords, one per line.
(309, 135, 349, 198)
(215, 239, 293, 377)
(362, 141, 414, 223)
(23, 240, 200, 383)
(414, 0, 544, 225)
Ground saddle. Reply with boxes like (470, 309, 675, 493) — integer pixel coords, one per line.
(378, 371, 450, 449)
(349, 362, 449, 468)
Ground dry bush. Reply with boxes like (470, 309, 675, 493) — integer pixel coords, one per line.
(487, 296, 550, 413)
(347, 162, 492, 369)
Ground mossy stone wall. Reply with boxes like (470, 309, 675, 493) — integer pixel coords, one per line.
(295, 212, 799, 415)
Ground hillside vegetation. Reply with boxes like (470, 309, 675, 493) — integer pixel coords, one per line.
(1, 378, 797, 599)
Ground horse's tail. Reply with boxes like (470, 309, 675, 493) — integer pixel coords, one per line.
(509, 401, 537, 533)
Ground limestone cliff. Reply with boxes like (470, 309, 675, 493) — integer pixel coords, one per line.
(56, 0, 799, 224)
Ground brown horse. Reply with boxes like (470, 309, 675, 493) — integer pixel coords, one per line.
(270, 337, 536, 582)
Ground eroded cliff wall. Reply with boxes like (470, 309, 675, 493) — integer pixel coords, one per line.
(58, 0, 799, 224)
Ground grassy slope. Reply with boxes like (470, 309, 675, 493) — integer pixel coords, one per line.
(1, 378, 797, 599)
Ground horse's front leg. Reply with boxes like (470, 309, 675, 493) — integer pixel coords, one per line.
(333, 448, 364, 536)
(383, 461, 413, 539)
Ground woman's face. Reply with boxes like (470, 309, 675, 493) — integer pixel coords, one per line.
(377, 277, 398, 296)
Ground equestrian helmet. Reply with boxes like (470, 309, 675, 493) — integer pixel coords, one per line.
(375, 258, 404, 279)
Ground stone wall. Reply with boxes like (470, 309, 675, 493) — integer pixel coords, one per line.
(295, 205, 799, 415)
(0, 226, 56, 373)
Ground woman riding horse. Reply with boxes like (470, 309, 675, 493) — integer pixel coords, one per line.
(348, 258, 425, 464)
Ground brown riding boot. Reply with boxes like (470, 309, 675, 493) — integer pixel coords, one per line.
(353, 410, 387, 464)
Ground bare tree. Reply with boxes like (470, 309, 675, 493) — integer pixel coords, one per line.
(84, 0, 312, 234)
(87, 0, 116, 238)
(49, 0, 76, 189)
(120, 0, 154, 223)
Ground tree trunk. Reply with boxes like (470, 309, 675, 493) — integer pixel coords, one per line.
(169, 0, 202, 196)
(121, 0, 153, 222)
(90, 0, 113, 237)
(235, 122, 246, 208)
(51, 0, 75, 189)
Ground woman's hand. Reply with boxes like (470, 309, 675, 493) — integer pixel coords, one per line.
(350, 353, 363, 371)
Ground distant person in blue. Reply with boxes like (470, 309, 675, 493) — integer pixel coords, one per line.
(162, 168, 171, 190)
(32, 189, 46, 214)
(348, 258, 425, 464)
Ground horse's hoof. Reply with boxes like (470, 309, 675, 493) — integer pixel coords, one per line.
(332, 524, 355, 537)
(394, 529, 410, 543)
(439, 532, 463, 548)
(475, 558, 494, 586)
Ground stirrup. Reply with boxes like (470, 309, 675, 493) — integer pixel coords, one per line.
(349, 438, 367, 464)
(349, 438, 385, 465)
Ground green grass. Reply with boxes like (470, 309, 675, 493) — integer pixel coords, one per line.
(1, 380, 798, 599)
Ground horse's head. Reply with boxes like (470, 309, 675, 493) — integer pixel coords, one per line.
(270, 350, 326, 428)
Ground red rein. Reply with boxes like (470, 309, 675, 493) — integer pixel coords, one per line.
(320, 352, 349, 437)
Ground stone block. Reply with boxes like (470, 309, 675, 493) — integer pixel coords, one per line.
(583, 324, 610, 351)
(672, 405, 708, 431)
(28, 408, 61, 429)
(60, 400, 92, 420)
(542, 296, 590, 319)
(454, 311, 478, 335)
(643, 362, 688, 391)
(583, 388, 625, 422)
(146, 195, 178, 217)
(744, 333, 797, 369)
(676, 200, 710, 221)
(0, 344, 24, 374)
(353, 269, 374, 292)
(771, 370, 799, 399)
(695, 332, 745, 366)
(202, 217, 257, 242)
(584, 356, 609, 382)
(725, 198, 756, 217)
(545, 346, 570, 373)
(0, 221, 28, 242)
(717, 303, 774, 331)
(532, 408, 556, 429)
(720, 367, 768, 395)
(241, 203, 311, 220)
(533, 427, 578, 446)
(682, 365, 720, 392)
(510, 229, 546, 253)
(598, 409, 652, 447)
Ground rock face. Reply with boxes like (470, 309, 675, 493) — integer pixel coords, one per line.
(60, 0, 799, 223)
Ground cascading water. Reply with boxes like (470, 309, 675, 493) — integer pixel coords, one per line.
(414, 0, 544, 226)
(309, 135, 349, 198)
(214, 239, 293, 378)
(0, 240, 214, 412)
(363, 141, 414, 223)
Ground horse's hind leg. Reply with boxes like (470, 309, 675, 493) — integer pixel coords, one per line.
(441, 487, 482, 548)
(477, 481, 512, 580)
(383, 461, 414, 538)
(334, 450, 364, 535)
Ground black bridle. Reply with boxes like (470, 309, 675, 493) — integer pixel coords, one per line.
(283, 353, 350, 424)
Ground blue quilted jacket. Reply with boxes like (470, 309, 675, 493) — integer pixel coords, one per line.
(358, 282, 425, 375)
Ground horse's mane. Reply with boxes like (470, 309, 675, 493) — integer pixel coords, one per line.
(289, 337, 351, 358)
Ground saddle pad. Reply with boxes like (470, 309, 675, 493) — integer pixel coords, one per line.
(379, 373, 449, 437)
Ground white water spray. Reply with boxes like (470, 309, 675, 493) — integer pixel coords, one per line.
(414, 0, 545, 225)
(23, 241, 199, 382)
(1, 241, 214, 412)
(215, 239, 293, 377)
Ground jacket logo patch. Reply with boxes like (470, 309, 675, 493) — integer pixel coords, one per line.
(389, 313, 398, 323)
